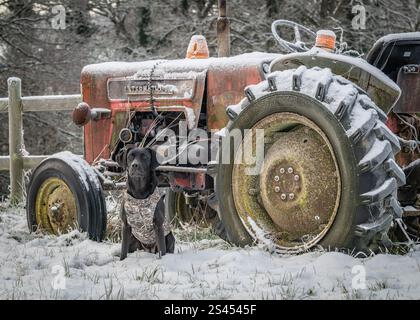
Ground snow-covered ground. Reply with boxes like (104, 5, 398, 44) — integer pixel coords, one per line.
(1, 203, 420, 300)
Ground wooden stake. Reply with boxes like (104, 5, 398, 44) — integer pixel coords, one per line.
(8, 77, 24, 204)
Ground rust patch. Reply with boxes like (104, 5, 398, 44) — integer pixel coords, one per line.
(206, 64, 264, 130)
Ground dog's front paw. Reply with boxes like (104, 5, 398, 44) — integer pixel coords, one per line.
(157, 250, 167, 259)
(119, 251, 128, 261)
(110, 247, 125, 260)
(111, 247, 121, 257)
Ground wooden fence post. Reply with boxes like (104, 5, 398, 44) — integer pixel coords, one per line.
(8, 77, 24, 204)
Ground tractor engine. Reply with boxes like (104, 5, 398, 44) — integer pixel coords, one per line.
(73, 62, 211, 192)
(111, 109, 211, 192)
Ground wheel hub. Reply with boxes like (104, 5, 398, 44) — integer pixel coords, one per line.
(35, 177, 77, 234)
(268, 164, 302, 201)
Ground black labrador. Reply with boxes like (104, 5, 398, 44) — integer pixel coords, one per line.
(119, 147, 175, 260)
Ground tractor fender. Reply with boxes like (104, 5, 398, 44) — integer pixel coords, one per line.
(270, 49, 401, 114)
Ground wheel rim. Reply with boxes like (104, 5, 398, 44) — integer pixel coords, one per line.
(232, 112, 341, 252)
(35, 177, 78, 234)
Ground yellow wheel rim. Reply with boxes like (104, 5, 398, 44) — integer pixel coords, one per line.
(35, 177, 78, 234)
(232, 112, 341, 252)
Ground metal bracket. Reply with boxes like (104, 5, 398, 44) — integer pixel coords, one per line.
(90, 108, 111, 121)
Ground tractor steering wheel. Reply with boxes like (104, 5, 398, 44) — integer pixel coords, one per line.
(271, 20, 317, 53)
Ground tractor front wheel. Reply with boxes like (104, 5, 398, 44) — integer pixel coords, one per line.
(26, 152, 107, 241)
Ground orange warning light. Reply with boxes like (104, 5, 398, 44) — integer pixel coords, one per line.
(315, 30, 336, 51)
(186, 35, 209, 59)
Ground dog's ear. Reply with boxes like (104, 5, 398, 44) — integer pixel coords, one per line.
(115, 150, 127, 171)
(115, 144, 135, 171)
(147, 147, 160, 170)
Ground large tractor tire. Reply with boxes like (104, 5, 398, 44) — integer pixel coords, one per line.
(215, 66, 405, 253)
(26, 151, 107, 241)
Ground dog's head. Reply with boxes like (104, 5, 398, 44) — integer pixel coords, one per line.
(126, 147, 159, 179)
(117, 146, 160, 199)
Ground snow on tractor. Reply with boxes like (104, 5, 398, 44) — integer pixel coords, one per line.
(26, 19, 420, 253)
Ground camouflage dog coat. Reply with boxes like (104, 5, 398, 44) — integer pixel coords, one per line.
(123, 189, 171, 246)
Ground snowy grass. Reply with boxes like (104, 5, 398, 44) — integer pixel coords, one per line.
(1, 201, 420, 300)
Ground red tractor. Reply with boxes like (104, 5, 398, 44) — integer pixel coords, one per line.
(26, 20, 420, 253)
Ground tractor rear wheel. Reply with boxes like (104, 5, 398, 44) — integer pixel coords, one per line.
(26, 152, 107, 241)
(165, 189, 228, 240)
(165, 189, 219, 226)
(215, 66, 405, 253)
(165, 190, 194, 225)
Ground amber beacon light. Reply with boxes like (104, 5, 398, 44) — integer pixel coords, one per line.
(315, 30, 336, 51)
(186, 35, 210, 59)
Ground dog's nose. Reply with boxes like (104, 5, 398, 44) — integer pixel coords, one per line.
(131, 162, 138, 169)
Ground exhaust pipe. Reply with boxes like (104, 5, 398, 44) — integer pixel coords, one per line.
(217, 0, 230, 57)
